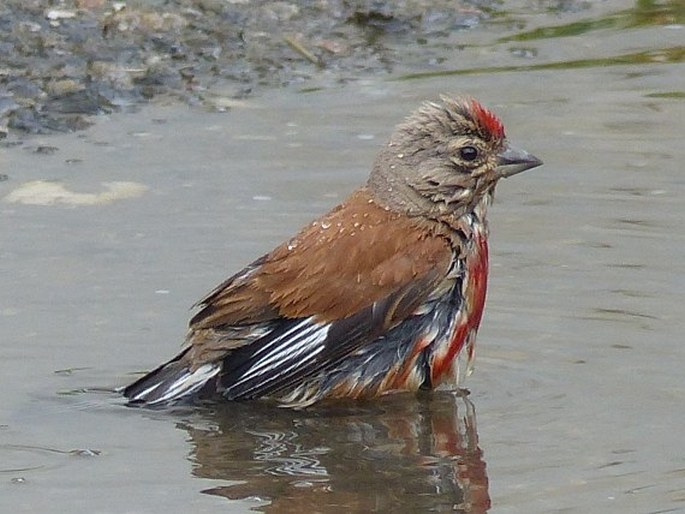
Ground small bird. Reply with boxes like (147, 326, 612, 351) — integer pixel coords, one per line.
(124, 95, 542, 408)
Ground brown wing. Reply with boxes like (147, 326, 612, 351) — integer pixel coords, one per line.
(125, 188, 455, 404)
(190, 188, 453, 330)
(179, 188, 454, 398)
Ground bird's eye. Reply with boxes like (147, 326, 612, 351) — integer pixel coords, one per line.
(460, 146, 479, 161)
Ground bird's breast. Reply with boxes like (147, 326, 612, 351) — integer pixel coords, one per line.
(428, 219, 489, 387)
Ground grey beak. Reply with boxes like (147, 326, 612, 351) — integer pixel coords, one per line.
(496, 144, 543, 178)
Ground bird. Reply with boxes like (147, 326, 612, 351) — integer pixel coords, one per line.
(123, 95, 542, 408)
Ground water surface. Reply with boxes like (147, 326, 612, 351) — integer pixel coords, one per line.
(1, 2, 684, 512)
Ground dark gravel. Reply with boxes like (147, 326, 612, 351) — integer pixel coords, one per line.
(0, 0, 579, 136)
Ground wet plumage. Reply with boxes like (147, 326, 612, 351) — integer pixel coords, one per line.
(124, 96, 542, 407)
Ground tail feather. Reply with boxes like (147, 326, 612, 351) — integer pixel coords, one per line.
(123, 351, 221, 406)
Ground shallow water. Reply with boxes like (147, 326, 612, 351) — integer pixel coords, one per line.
(2, 2, 684, 513)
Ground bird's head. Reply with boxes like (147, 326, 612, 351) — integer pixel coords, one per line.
(368, 96, 542, 219)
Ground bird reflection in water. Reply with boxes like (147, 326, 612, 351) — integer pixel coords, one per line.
(175, 391, 490, 513)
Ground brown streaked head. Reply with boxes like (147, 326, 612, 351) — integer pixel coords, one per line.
(367, 96, 542, 219)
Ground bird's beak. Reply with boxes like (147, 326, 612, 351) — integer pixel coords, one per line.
(496, 144, 543, 178)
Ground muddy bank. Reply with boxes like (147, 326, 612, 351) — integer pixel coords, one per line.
(0, 0, 593, 136)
